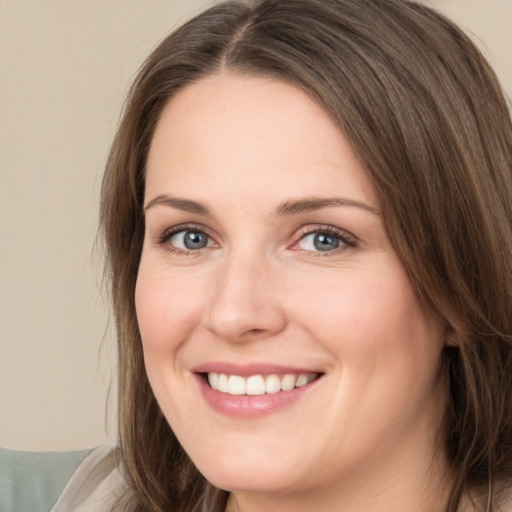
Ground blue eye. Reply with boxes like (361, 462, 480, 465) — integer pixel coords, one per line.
(298, 232, 341, 252)
(168, 230, 213, 251)
(294, 226, 358, 254)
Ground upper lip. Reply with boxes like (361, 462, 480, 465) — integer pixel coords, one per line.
(191, 362, 323, 376)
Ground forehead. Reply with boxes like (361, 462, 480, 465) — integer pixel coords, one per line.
(145, 72, 378, 210)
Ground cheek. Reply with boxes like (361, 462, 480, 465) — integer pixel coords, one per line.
(135, 258, 205, 357)
(134, 258, 209, 423)
(292, 260, 442, 372)
(295, 263, 446, 440)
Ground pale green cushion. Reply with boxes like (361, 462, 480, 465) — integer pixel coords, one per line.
(0, 447, 91, 512)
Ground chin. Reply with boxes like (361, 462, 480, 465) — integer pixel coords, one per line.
(206, 471, 294, 494)
(192, 449, 301, 493)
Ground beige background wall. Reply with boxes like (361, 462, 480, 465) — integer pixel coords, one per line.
(1, 0, 511, 452)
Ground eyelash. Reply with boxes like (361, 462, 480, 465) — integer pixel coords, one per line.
(154, 223, 215, 256)
(154, 223, 357, 256)
(292, 225, 357, 256)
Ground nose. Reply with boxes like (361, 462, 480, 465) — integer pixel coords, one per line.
(204, 250, 287, 343)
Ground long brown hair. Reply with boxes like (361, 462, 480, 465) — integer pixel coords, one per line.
(100, 1, 512, 510)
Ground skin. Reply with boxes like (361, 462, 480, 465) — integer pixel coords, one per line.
(136, 73, 453, 512)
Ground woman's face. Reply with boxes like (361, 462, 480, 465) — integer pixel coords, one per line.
(136, 73, 448, 501)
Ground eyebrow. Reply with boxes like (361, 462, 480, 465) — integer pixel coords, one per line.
(143, 194, 380, 216)
(275, 197, 380, 216)
(144, 195, 211, 215)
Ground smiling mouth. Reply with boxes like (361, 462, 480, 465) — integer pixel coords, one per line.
(203, 372, 320, 396)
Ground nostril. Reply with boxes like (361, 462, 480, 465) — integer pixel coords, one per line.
(245, 328, 266, 335)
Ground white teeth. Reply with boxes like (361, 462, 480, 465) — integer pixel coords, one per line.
(280, 374, 296, 391)
(265, 374, 281, 394)
(207, 372, 318, 395)
(246, 375, 266, 395)
(228, 375, 246, 395)
(208, 372, 219, 389)
(218, 373, 228, 393)
(295, 373, 310, 387)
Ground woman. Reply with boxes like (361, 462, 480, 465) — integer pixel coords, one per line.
(56, 0, 512, 511)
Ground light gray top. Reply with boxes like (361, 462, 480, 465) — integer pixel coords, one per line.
(50, 444, 123, 512)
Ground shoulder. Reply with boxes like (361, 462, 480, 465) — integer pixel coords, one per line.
(499, 485, 512, 512)
(464, 483, 512, 512)
(0, 445, 91, 512)
(50, 443, 127, 512)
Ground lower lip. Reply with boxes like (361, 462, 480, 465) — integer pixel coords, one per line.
(195, 374, 320, 418)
